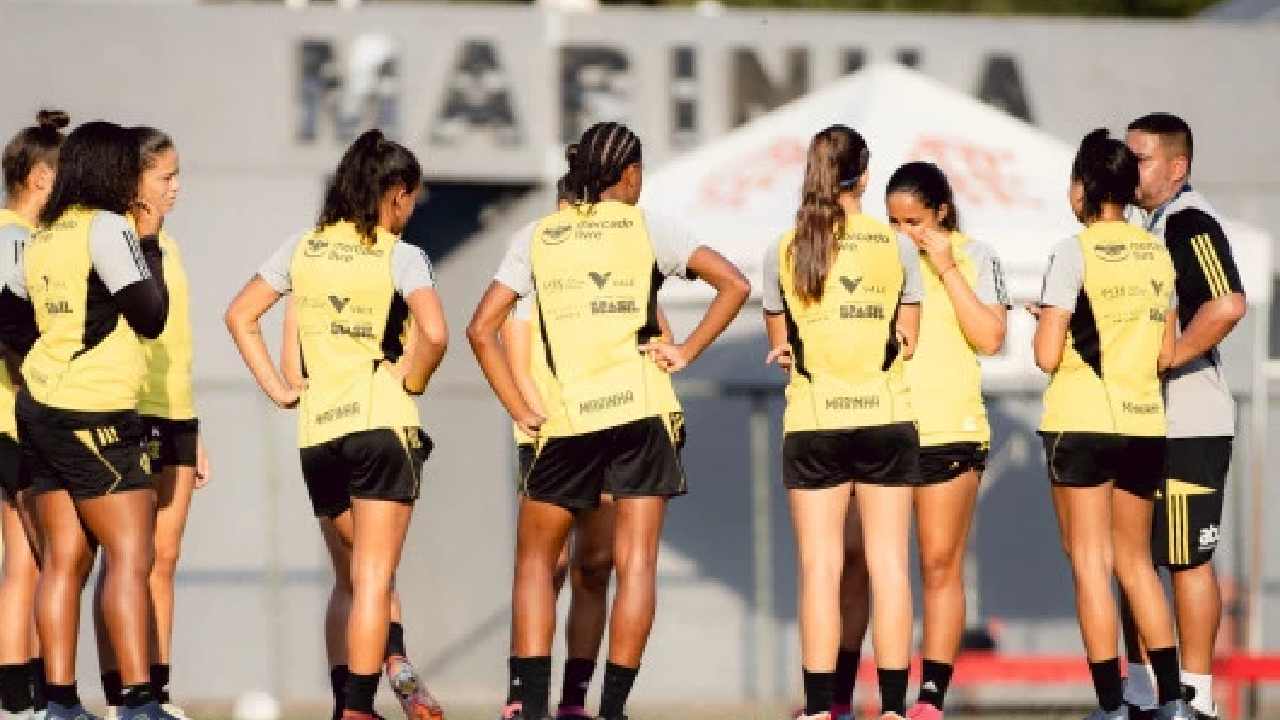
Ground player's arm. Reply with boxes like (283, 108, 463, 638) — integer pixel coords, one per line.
(469, 281, 541, 435)
(225, 277, 295, 409)
(894, 233, 925, 360)
(389, 243, 447, 395)
(280, 297, 304, 391)
(399, 288, 447, 395)
(1164, 210, 1247, 369)
(93, 214, 168, 339)
(644, 246, 749, 371)
(500, 312, 548, 419)
(1032, 240, 1081, 374)
(226, 236, 299, 409)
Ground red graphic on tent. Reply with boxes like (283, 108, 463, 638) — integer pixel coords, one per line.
(908, 135, 1040, 210)
(698, 138, 807, 210)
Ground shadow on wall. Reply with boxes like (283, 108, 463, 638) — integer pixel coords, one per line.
(662, 332, 1077, 633)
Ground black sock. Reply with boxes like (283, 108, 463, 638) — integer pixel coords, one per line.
(598, 662, 638, 719)
(386, 622, 407, 660)
(29, 659, 46, 710)
(1088, 657, 1124, 712)
(512, 656, 552, 720)
(877, 667, 908, 716)
(917, 659, 954, 710)
(505, 656, 519, 705)
(0, 664, 34, 712)
(45, 683, 80, 709)
(802, 668, 835, 716)
(330, 665, 349, 720)
(343, 672, 380, 713)
(1147, 646, 1182, 706)
(833, 648, 861, 708)
(150, 664, 171, 704)
(558, 658, 594, 709)
(122, 684, 155, 709)
(102, 671, 125, 707)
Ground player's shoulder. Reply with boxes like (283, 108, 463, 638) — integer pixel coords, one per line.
(1165, 207, 1225, 244)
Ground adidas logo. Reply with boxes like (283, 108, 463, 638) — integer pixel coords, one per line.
(589, 271, 612, 289)
(839, 275, 862, 293)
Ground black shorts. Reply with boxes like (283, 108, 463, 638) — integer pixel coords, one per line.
(520, 414, 687, 510)
(1152, 436, 1231, 570)
(1039, 431, 1164, 498)
(300, 427, 433, 518)
(0, 433, 31, 499)
(919, 441, 989, 485)
(782, 421, 922, 490)
(16, 390, 151, 500)
(141, 416, 199, 470)
(517, 442, 535, 484)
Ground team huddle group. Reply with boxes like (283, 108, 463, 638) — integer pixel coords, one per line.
(0, 105, 1245, 720)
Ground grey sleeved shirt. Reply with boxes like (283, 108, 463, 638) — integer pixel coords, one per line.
(89, 212, 150, 294)
(258, 233, 434, 297)
(0, 222, 29, 300)
(494, 212, 700, 297)
(1039, 237, 1085, 310)
(761, 233, 924, 314)
(968, 240, 1012, 308)
(897, 234, 924, 304)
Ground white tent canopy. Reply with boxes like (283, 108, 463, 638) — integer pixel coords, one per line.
(642, 62, 1273, 307)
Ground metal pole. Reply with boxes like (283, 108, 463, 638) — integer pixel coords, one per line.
(749, 393, 779, 700)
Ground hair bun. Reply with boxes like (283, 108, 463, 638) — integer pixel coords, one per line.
(1081, 128, 1111, 147)
(37, 109, 70, 132)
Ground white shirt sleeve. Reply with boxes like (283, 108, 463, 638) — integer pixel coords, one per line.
(897, 233, 924, 304)
(392, 242, 435, 297)
(512, 292, 535, 322)
(1039, 237, 1085, 310)
(493, 221, 538, 297)
(258, 234, 302, 294)
(88, 212, 150, 294)
(761, 238, 784, 313)
(643, 211, 700, 280)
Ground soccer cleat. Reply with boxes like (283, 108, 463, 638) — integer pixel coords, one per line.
(119, 703, 183, 720)
(103, 709, 119, 720)
(905, 702, 942, 720)
(554, 707, 589, 720)
(44, 703, 101, 720)
(1081, 709, 1127, 720)
(385, 655, 444, 720)
(1, 710, 36, 720)
(1155, 700, 1192, 720)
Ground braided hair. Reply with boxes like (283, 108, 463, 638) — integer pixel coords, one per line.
(563, 122, 642, 204)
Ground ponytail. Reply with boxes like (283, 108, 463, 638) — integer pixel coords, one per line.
(318, 129, 422, 242)
(791, 125, 869, 304)
(3, 109, 70, 195)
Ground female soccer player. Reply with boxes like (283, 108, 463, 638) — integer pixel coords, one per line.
(468, 121, 749, 720)
(0, 121, 170, 720)
(761, 125, 922, 720)
(884, 161, 1008, 720)
(226, 129, 446, 720)
(1033, 129, 1188, 720)
(278, 301, 443, 720)
(92, 127, 207, 720)
(496, 177, 678, 720)
(0, 109, 68, 720)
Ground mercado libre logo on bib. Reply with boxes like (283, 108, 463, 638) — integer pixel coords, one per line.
(1093, 243, 1130, 262)
(542, 224, 572, 244)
